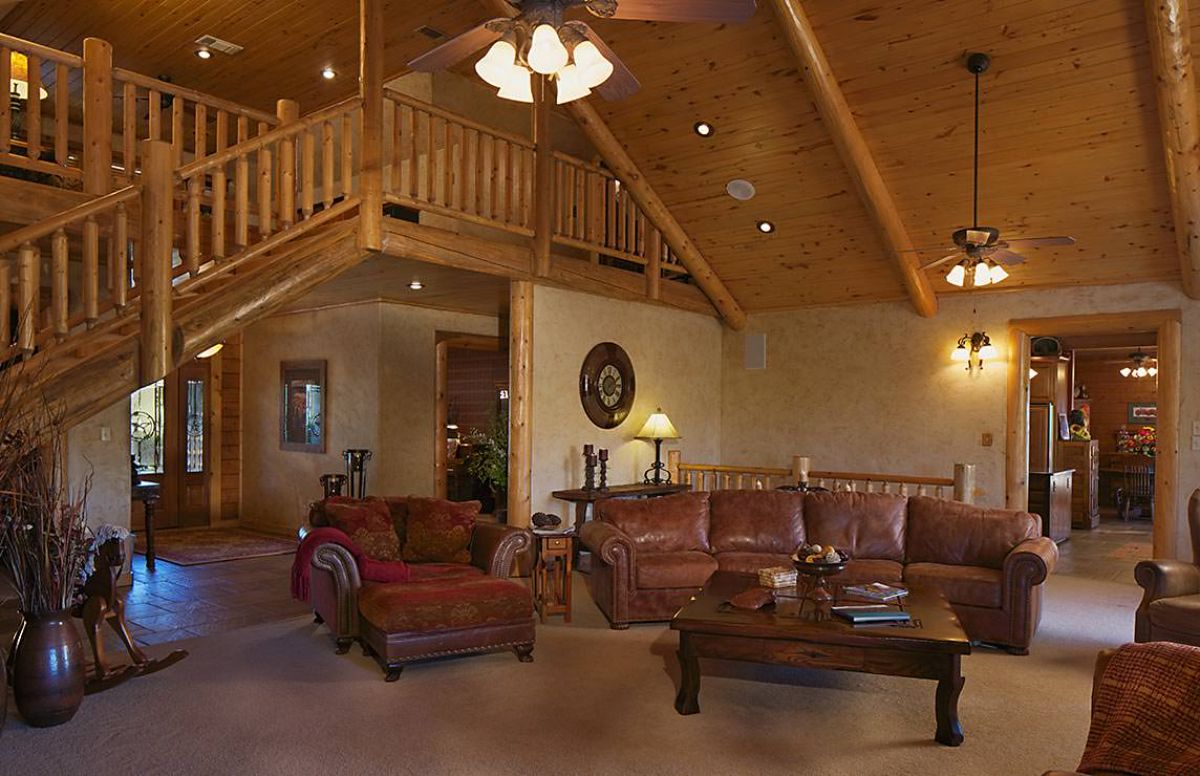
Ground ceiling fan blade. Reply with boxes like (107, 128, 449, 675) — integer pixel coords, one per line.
(900, 244, 954, 253)
(592, 0, 757, 23)
(920, 252, 963, 271)
(407, 20, 505, 72)
(992, 249, 1027, 266)
(565, 21, 641, 100)
(1000, 236, 1076, 249)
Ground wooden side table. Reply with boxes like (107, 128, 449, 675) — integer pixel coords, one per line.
(534, 531, 574, 623)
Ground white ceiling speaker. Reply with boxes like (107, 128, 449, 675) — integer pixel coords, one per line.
(726, 179, 757, 201)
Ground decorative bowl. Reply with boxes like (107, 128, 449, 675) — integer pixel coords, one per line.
(790, 549, 850, 602)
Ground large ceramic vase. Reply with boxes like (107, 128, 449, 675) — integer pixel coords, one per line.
(11, 610, 85, 727)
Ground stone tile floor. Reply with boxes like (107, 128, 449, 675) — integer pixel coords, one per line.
(1056, 511, 1153, 585)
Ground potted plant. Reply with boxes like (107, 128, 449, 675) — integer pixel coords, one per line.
(463, 415, 508, 522)
(0, 381, 90, 728)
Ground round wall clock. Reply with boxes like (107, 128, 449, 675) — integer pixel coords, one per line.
(579, 342, 636, 429)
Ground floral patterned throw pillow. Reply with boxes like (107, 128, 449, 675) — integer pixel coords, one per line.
(324, 498, 402, 562)
(402, 497, 480, 564)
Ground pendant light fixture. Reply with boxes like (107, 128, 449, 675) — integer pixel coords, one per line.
(1119, 350, 1158, 379)
(469, 19, 614, 106)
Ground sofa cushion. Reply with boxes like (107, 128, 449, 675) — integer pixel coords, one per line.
(714, 551, 794, 575)
(358, 576, 532, 635)
(407, 563, 484, 582)
(803, 491, 907, 562)
(323, 498, 402, 562)
(709, 490, 805, 554)
(839, 559, 904, 586)
(1148, 594, 1200, 634)
(637, 551, 718, 589)
(904, 562, 1004, 609)
(402, 497, 480, 564)
(382, 497, 410, 545)
(599, 491, 711, 553)
(906, 496, 1039, 569)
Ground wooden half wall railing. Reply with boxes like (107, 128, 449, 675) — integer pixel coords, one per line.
(0, 34, 84, 182)
(667, 451, 977, 504)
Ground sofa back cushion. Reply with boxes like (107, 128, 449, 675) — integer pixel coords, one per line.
(598, 491, 711, 553)
(324, 497, 403, 562)
(382, 497, 409, 544)
(802, 492, 907, 562)
(708, 490, 805, 554)
(402, 497, 480, 564)
(906, 496, 1039, 569)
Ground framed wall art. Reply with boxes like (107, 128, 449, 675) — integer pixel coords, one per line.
(1127, 402, 1157, 425)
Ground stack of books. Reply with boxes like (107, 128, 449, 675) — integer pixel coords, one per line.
(757, 566, 798, 589)
(842, 582, 909, 602)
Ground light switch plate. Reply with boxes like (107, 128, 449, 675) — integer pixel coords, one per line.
(1192, 436, 1200, 452)
(1193, 420, 1200, 437)
(981, 432, 994, 447)
(99, 426, 111, 442)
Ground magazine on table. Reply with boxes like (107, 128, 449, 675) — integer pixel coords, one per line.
(842, 582, 909, 602)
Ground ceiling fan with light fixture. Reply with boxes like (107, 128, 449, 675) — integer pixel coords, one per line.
(915, 53, 1076, 289)
(407, 0, 757, 105)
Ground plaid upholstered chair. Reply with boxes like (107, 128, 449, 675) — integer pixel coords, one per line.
(1134, 489, 1200, 647)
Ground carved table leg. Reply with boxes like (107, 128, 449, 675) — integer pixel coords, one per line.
(385, 664, 403, 682)
(935, 654, 965, 746)
(675, 633, 701, 715)
(142, 495, 159, 572)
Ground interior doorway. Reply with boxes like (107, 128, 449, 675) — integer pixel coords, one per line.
(1006, 311, 1181, 560)
(131, 360, 214, 529)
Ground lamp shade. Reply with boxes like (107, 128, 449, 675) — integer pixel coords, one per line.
(475, 40, 517, 89)
(527, 24, 568, 75)
(945, 263, 966, 287)
(497, 64, 534, 103)
(555, 64, 592, 104)
(572, 40, 614, 88)
(636, 408, 680, 440)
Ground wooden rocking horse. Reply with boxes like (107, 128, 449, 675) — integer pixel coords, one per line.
(72, 532, 188, 694)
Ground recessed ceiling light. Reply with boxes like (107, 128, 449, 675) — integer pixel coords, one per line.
(726, 179, 756, 201)
(756, 220, 776, 234)
(408, 280, 424, 291)
(321, 66, 336, 80)
(196, 48, 212, 60)
(693, 121, 714, 137)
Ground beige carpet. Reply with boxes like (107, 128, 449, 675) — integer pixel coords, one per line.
(0, 573, 1140, 776)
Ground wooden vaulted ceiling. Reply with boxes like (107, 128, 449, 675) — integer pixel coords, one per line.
(0, 0, 1187, 313)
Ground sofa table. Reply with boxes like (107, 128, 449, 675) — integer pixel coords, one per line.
(551, 483, 689, 532)
(670, 572, 972, 746)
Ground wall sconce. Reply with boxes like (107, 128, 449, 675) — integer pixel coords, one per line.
(951, 331, 997, 371)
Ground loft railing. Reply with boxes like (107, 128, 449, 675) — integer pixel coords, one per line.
(0, 34, 84, 181)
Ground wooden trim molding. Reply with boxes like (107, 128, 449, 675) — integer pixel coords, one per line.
(769, 0, 937, 319)
(507, 281, 533, 528)
(1006, 309, 1182, 558)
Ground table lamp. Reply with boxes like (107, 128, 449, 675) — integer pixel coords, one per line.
(636, 408, 680, 484)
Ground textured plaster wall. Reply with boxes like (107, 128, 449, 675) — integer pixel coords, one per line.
(720, 281, 1198, 561)
(531, 286, 723, 518)
(67, 398, 131, 531)
(241, 301, 498, 535)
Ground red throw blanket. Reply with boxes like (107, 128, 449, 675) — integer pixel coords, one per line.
(291, 527, 410, 601)
(1079, 642, 1200, 776)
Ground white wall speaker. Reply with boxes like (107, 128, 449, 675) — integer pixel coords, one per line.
(744, 333, 767, 370)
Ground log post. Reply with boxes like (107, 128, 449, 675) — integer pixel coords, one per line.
(359, 0, 384, 251)
(953, 463, 976, 504)
(82, 38, 114, 196)
(435, 340, 449, 499)
(769, 0, 937, 318)
(508, 280, 534, 529)
(532, 76, 553, 276)
(1143, 0, 1200, 298)
(645, 228, 662, 300)
(792, 455, 810, 486)
(139, 140, 174, 384)
(667, 449, 681, 485)
(276, 99, 299, 228)
(1005, 329, 1031, 510)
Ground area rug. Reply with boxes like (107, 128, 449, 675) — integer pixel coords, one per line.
(0, 573, 1142, 776)
(134, 528, 295, 565)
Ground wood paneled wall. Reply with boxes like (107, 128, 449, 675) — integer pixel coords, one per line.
(1073, 353, 1157, 454)
(220, 333, 243, 522)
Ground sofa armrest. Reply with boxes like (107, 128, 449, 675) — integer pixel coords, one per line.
(580, 520, 637, 586)
(1004, 537, 1058, 589)
(472, 522, 532, 578)
(1134, 560, 1200, 603)
(311, 542, 362, 641)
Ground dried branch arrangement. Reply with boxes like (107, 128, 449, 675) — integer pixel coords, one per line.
(0, 363, 91, 616)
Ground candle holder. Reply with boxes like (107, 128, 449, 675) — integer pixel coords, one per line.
(599, 448, 609, 490)
(583, 449, 597, 491)
(320, 473, 347, 499)
(343, 449, 373, 498)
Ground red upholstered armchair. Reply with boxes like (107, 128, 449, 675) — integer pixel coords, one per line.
(301, 497, 532, 654)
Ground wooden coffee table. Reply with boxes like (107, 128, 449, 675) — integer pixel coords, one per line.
(670, 572, 971, 746)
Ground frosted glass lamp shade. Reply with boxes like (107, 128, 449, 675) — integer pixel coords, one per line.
(951, 345, 970, 362)
(978, 343, 998, 360)
(636, 409, 680, 440)
(946, 263, 966, 287)
(989, 262, 1009, 284)
(528, 24, 568, 75)
(555, 64, 592, 104)
(1120, 367, 1132, 377)
(497, 65, 534, 103)
(573, 40, 614, 88)
(475, 41, 517, 88)
(973, 261, 991, 287)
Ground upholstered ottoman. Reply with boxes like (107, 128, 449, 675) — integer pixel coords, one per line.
(357, 576, 536, 681)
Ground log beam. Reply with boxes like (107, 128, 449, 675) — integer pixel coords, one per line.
(478, 0, 746, 330)
(769, 0, 937, 318)
(1144, 0, 1200, 298)
(508, 280, 534, 529)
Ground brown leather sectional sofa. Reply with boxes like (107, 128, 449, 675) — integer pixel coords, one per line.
(580, 489, 1058, 653)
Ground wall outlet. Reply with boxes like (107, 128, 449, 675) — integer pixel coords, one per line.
(981, 432, 994, 448)
(99, 426, 111, 442)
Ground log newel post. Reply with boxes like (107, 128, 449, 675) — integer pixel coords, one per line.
(359, 0, 384, 251)
(82, 37, 113, 196)
(533, 76, 553, 277)
(276, 99, 300, 229)
(793, 455, 810, 486)
(953, 463, 976, 504)
(508, 281, 534, 529)
(667, 449, 682, 486)
(139, 140, 174, 384)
